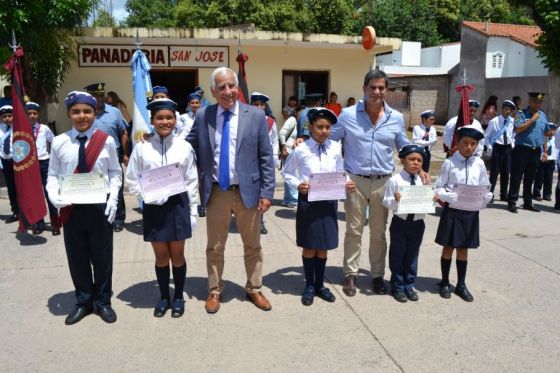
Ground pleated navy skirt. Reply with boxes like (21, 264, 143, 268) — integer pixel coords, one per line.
(296, 193, 338, 250)
(435, 205, 479, 249)
(142, 192, 192, 242)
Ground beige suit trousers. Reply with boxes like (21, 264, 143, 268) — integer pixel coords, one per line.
(206, 184, 263, 295)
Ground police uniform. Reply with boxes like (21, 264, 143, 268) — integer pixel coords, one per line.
(0, 105, 18, 221)
(484, 100, 516, 200)
(533, 130, 558, 201)
(85, 83, 128, 230)
(46, 91, 122, 324)
(507, 92, 550, 212)
(412, 110, 437, 172)
(382, 145, 428, 301)
(26, 102, 61, 234)
(282, 108, 341, 305)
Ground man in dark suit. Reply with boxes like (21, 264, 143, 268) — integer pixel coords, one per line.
(187, 67, 275, 313)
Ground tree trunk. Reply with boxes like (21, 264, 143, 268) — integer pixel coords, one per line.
(548, 70, 559, 123)
(21, 54, 49, 127)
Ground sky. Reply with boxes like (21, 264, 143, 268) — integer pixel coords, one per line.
(112, 0, 128, 22)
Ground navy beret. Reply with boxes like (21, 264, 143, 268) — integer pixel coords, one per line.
(153, 86, 169, 95)
(502, 100, 516, 110)
(421, 110, 436, 119)
(25, 101, 41, 111)
(458, 125, 484, 141)
(64, 91, 97, 110)
(187, 92, 202, 102)
(0, 105, 13, 115)
(468, 100, 480, 108)
(307, 107, 337, 124)
(250, 91, 270, 103)
(147, 98, 178, 113)
(398, 144, 427, 159)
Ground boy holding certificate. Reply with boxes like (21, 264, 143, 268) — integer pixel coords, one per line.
(126, 98, 199, 318)
(382, 144, 431, 303)
(46, 91, 122, 325)
(282, 108, 355, 306)
(434, 125, 493, 302)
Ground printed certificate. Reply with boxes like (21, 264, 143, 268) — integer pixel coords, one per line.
(308, 172, 346, 202)
(396, 185, 436, 214)
(59, 172, 107, 204)
(449, 184, 491, 211)
(138, 163, 186, 203)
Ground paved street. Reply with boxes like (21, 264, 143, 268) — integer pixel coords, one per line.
(1, 171, 559, 372)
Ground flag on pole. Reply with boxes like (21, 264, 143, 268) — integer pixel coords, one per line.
(3, 46, 46, 230)
(131, 49, 153, 143)
(236, 50, 249, 104)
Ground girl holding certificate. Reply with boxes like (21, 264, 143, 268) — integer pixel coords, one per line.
(434, 125, 493, 302)
(282, 108, 355, 306)
(126, 98, 199, 318)
(382, 145, 430, 303)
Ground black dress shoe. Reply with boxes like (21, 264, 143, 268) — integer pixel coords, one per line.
(499, 196, 507, 202)
(197, 205, 206, 217)
(543, 197, 552, 201)
(554, 205, 560, 211)
(301, 285, 315, 306)
(522, 204, 540, 212)
(533, 196, 543, 201)
(439, 282, 451, 299)
(171, 299, 185, 318)
(112, 222, 124, 232)
(154, 298, 170, 317)
(405, 289, 419, 301)
(507, 204, 518, 213)
(392, 290, 408, 303)
(5, 214, 18, 224)
(65, 306, 92, 325)
(52, 226, 61, 236)
(96, 306, 117, 323)
(372, 277, 388, 295)
(260, 223, 268, 235)
(316, 287, 336, 302)
(35, 221, 46, 234)
(454, 284, 474, 302)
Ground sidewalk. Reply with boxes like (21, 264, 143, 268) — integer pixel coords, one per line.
(1, 180, 559, 371)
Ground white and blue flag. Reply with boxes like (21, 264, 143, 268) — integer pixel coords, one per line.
(131, 49, 153, 144)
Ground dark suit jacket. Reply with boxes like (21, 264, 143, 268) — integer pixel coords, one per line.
(187, 102, 275, 209)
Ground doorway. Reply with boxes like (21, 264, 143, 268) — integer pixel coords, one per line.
(151, 69, 198, 113)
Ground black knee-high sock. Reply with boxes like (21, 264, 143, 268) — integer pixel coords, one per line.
(302, 256, 315, 287)
(315, 257, 327, 289)
(172, 264, 187, 300)
(456, 260, 468, 286)
(441, 257, 452, 284)
(155, 265, 170, 300)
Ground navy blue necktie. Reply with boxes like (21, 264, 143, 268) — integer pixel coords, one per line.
(219, 111, 231, 191)
(3, 126, 11, 156)
(407, 174, 415, 222)
(77, 135, 87, 173)
(317, 143, 326, 158)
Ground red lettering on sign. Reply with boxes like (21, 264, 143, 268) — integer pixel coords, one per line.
(100, 48, 111, 63)
(156, 50, 165, 64)
(82, 48, 92, 63)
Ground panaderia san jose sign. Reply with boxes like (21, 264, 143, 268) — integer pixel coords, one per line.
(79, 45, 229, 68)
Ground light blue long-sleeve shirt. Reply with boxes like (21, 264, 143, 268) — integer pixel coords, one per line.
(330, 99, 409, 175)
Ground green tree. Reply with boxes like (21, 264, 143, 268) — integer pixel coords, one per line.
(0, 0, 98, 119)
(93, 8, 117, 27)
(124, 0, 177, 28)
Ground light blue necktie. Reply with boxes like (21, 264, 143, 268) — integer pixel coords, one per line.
(219, 111, 231, 191)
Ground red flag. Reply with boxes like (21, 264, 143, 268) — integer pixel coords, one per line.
(236, 51, 249, 104)
(449, 84, 474, 156)
(3, 47, 46, 229)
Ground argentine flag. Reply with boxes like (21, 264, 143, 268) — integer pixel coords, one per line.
(131, 49, 153, 144)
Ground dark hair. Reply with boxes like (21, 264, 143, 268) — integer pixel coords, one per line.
(481, 95, 498, 113)
(330, 91, 337, 98)
(363, 69, 389, 88)
(512, 96, 521, 107)
(288, 96, 297, 101)
(107, 91, 126, 107)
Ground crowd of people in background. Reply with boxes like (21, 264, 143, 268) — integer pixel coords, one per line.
(0, 67, 557, 325)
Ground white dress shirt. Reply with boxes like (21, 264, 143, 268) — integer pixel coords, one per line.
(268, 118, 280, 168)
(282, 137, 344, 190)
(214, 102, 239, 185)
(32, 122, 54, 160)
(177, 111, 194, 137)
(435, 151, 490, 199)
(0, 123, 13, 159)
(46, 127, 122, 204)
(126, 131, 199, 214)
(484, 115, 514, 151)
(382, 169, 427, 220)
(443, 116, 484, 157)
(412, 124, 437, 151)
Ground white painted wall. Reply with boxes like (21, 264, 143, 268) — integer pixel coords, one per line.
(486, 37, 547, 78)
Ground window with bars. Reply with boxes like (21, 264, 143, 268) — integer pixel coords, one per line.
(492, 52, 504, 69)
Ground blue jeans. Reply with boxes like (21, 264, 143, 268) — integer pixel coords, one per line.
(283, 181, 298, 205)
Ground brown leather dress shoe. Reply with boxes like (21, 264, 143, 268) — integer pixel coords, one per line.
(342, 275, 357, 297)
(246, 291, 272, 311)
(205, 294, 220, 314)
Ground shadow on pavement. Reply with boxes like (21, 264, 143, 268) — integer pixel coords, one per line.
(124, 219, 143, 235)
(264, 265, 345, 297)
(15, 231, 48, 246)
(47, 291, 75, 316)
(414, 276, 442, 294)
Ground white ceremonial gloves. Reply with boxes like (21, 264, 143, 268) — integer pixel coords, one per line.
(150, 196, 169, 206)
(484, 192, 494, 204)
(105, 198, 118, 224)
(190, 214, 197, 231)
(49, 194, 71, 209)
(439, 191, 459, 203)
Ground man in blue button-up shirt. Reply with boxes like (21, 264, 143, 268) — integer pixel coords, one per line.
(507, 92, 551, 213)
(331, 69, 412, 297)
